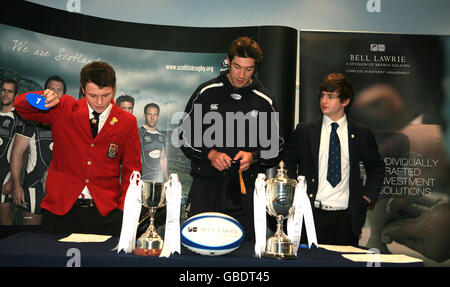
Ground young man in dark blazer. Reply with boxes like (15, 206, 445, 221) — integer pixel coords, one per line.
(283, 73, 385, 246)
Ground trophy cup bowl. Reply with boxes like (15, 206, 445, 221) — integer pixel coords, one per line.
(133, 180, 166, 256)
(263, 161, 298, 259)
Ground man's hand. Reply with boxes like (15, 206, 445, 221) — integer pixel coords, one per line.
(208, 149, 232, 171)
(2, 179, 12, 196)
(41, 89, 60, 108)
(12, 182, 25, 207)
(233, 151, 254, 172)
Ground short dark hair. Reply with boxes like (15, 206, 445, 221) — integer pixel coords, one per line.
(78, 86, 85, 99)
(144, 103, 160, 114)
(318, 73, 354, 113)
(228, 37, 263, 68)
(80, 61, 116, 90)
(1, 78, 18, 94)
(116, 94, 135, 107)
(45, 75, 67, 94)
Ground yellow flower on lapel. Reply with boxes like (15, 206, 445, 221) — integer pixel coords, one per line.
(110, 117, 118, 125)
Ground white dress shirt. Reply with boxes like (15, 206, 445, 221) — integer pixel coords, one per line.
(79, 103, 113, 199)
(316, 115, 350, 210)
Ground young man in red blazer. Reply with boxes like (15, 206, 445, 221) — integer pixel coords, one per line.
(14, 61, 141, 236)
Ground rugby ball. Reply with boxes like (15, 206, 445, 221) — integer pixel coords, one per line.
(181, 212, 244, 256)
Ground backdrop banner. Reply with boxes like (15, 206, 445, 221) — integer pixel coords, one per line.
(300, 30, 450, 266)
(0, 2, 297, 231)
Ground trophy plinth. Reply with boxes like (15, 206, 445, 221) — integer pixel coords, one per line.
(263, 161, 297, 260)
(133, 181, 166, 256)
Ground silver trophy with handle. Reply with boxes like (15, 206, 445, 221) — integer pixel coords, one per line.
(263, 161, 298, 259)
(133, 180, 166, 256)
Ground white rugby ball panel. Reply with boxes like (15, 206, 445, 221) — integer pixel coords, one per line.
(183, 245, 240, 256)
(181, 212, 244, 255)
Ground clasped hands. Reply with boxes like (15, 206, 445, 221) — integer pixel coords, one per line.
(208, 149, 255, 172)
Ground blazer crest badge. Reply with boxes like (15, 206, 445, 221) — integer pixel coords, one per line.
(107, 143, 119, 159)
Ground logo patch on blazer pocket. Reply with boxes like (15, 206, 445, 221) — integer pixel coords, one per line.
(107, 143, 119, 159)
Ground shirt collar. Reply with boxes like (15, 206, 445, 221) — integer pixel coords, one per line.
(88, 103, 112, 120)
(0, 107, 14, 115)
(323, 114, 347, 128)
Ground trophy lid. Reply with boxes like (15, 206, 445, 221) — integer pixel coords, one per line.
(267, 161, 297, 185)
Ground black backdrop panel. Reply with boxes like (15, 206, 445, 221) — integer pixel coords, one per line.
(0, 1, 297, 137)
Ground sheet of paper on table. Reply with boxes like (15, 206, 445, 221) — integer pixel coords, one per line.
(319, 244, 375, 253)
(342, 253, 423, 263)
(58, 233, 112, 243)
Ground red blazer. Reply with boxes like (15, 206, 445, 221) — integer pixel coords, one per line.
(14, 92, 141, 216)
